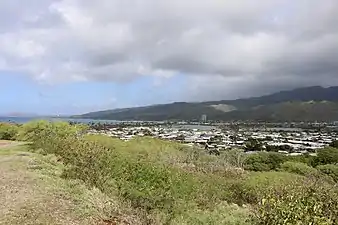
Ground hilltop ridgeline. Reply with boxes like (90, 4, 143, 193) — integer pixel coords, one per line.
(77, 86, 338, 122)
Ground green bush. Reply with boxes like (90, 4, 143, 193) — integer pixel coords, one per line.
(232, 171, 303, 205)
(281, 161, 318, 176)
(312, 147, 338, 166)
(19, 120, 87, 150)
(288, 154, 316, 166)
(244, 152, 286, 171)
(256, 179, 338, 225)
(0, 123, 19, 140)
(317, 164, 338, 182)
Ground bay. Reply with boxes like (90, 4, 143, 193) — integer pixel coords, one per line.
(0, 116, 121, 124)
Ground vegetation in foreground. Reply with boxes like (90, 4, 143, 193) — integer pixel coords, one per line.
(0, 143, 140, 225)
(1, 121, 338, 224)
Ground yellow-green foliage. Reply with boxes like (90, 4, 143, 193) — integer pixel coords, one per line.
(26, 125, 254, 224)
(172, 203, 251, 225)
(0, 122, 19, 140)
(244, 152, 287, 171)
(19, 120, 88, 149)
(281, 161, 319, 176)
(317, 164, 338, 182)
(314, 147, 338, 166)
(232, 171, 304, 205)
(257, 180, 338, 225)
(24, 121, 338, 225)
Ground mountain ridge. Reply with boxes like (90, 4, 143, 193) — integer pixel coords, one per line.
(77, 86, 338, 122)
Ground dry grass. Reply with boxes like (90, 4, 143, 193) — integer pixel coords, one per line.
(0, 144, 141, 225)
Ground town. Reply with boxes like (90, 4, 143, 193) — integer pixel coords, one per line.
(87, 121, 338, 156)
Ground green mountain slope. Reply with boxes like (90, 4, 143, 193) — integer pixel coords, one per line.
(220, 101, 338, 122)
(77, 86, 338, 122)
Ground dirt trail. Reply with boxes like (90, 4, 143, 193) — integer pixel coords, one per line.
(0, 140, 20, 148)
(0, 144, 107, 225)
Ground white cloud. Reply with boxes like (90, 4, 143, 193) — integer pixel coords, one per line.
(0, 0, 338, 100)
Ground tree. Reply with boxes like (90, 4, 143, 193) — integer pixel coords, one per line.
(266, 152, 287, 170)
(330, 140, 338, 148)
(175, 134, 185, 141)
(312, 147, 338, 166)
(279, 144, 294, 153)
(264, 136, 274, 141)
(265, 145, 279, 152)
(244, 138, 263, 152)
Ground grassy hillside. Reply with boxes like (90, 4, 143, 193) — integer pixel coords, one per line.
(1, 121, 337, 224)
(0, 142, 134, 225)
(77, 86, 338, 121)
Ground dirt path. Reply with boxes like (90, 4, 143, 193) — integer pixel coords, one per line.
(0, 144, 113, 225)
(0, 140, 21, 148)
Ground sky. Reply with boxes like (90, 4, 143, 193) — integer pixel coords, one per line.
(1, 0, 338, 115)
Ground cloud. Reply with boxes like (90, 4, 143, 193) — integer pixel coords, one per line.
(0, 0, 338, 100)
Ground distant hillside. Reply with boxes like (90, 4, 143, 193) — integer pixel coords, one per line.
(77, 86, 338, 122)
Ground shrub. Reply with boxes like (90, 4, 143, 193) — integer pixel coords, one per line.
(256, 179, 338, 225)
(312, 147, 338, 166)
(281, 161, 318, 176)
(244, 152, 286, 171)
(317, 164, 338, 182)
(288, 154, 316, 166)
(0, 123, 19, 140)
(232, 171, 303, 205)
(19, 120, 87, 150)
(220, 149, 247, 168)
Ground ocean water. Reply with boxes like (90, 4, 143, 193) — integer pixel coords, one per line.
(0, 116, 120, 124)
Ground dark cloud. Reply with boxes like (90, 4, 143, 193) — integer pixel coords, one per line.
(0, 0, 337, 100)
